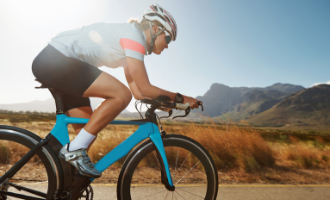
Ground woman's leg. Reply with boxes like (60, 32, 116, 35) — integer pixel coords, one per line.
(65, 106, 95, 151)
(66, 106, 93, 133)
(59, 71, 131, 177)
(82, 71, 132, 135)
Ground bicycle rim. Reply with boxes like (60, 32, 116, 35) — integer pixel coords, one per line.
(0, 131, 57, 199)
(119, 135, 218, 200)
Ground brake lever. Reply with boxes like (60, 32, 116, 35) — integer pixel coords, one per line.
(173, 107, 191, 119)
(160, 109, 173, 119)
(197, 101, 204, 111)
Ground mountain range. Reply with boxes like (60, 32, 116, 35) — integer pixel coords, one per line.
(0, 98, 129, 113)
(1, 82, 329, 127)
(195, 83, 304, 118)
(193, 83, 330, 127)
(245, 84, 330, 126)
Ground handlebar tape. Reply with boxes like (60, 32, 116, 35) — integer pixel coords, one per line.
(175, 103, 190, 110)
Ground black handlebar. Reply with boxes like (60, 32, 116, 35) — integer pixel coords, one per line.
(139, 98, 203, 119)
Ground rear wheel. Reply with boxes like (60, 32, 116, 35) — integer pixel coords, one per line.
(117, 134, 218, 200)
(0, 126, 59, 199)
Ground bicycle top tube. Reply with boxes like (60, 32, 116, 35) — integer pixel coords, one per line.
(50, 114, 149, 145)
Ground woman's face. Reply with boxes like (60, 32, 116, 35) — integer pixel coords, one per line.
(152, 27, 169, 55)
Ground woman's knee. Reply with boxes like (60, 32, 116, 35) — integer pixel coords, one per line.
(83, 72, 131, 101)
(117, 87, 132, 107)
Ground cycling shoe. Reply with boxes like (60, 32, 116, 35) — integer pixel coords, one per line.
(59, 144, 102, 178)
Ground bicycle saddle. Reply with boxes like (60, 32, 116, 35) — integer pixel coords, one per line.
(34, 79, 50, 89)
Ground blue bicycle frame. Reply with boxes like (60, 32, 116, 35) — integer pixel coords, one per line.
(50, 114, 173, 186)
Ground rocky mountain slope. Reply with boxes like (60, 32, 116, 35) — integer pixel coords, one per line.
(245, 84, 330, 126)
(195, 83, 305, 120)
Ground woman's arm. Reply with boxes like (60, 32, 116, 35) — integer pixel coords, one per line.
(126, 57, 176, 101)
(123, 66, 144, 100)
(125, 57, 199, 109)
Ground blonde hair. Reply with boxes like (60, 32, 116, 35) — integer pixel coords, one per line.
(127, 18, 139, 24)
(128, 18, 163, 31)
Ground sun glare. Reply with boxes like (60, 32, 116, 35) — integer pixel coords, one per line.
(1, 0, 101, 27)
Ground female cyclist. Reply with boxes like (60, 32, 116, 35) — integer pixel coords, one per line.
(32, 4, 200, 178)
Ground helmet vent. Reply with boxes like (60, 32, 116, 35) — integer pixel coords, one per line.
(164, 15, 171, 24)
(147, 13, 166, 22)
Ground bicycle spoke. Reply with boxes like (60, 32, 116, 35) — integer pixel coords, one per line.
(8, 144, 22, 167)
(163, 191, 170, 200)
(150, 151, 162, 179)
(135, 188, 166, 200)
(176, 187, 204, 199)
(175, 190, 186, 200)
(176, 185, 206, 188)
(14, 159, 42, 177)
(173, 192, 179, 200)
(174, 152, 191, 179)
(175, 161, 200, 185)
(153, 151, 163, 170)
(5, 140, 11, 173)
(173, 147, 180, 178)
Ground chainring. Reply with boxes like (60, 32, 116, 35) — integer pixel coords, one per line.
(79, 185, 94, 200)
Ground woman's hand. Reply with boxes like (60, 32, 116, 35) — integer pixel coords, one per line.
(182, 95, 200, 109)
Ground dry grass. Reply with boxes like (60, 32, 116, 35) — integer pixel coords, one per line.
(165, 119, 275, 172)
(273, 136, 330, 169)
(1, 117, 330, 184)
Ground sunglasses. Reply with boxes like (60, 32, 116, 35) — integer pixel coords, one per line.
(165, 35, 171, 44)
(165, 31, 172, 44)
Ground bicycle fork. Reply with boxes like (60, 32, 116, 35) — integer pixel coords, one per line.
(149, 131, 175, 191)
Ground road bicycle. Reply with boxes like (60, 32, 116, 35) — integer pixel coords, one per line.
(0, 81, 218, 200)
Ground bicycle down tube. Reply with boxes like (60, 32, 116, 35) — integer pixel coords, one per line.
(50, 114, 174, 186)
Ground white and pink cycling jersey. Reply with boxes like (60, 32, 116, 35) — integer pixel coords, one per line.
(49, 22, 147, 68)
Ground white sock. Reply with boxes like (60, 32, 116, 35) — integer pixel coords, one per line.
(69, 128, 96, 151)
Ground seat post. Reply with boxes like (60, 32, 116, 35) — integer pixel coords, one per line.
(35, 79, 66, 114)
(49, 88, 66, 114)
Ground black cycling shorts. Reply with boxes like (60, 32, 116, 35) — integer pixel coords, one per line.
(32, 45, 102, 111)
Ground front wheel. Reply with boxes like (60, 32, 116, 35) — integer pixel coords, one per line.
(117, 134, 218, 200)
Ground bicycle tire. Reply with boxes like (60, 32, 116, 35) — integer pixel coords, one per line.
(0, 125, 60, 200)
(117, 134, 218, 200)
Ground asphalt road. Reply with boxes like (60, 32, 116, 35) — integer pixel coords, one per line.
(7, 184, 330, 200)
(92, 184, 330, 200)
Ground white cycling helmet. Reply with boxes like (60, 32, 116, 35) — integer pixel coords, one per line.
(143, 4, 177, 54)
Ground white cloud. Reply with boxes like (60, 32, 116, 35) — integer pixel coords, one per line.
(312, 81, 330, 87)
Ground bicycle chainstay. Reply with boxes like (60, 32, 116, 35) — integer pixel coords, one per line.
(10, 178, 47, 182)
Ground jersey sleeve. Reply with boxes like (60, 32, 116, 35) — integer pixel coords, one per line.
(120, 30, 146, 61)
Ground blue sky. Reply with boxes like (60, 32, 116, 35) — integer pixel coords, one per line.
(0, 0, 329, 111)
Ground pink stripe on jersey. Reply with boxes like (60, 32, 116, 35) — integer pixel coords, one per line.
(120, 38, 145, 54)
